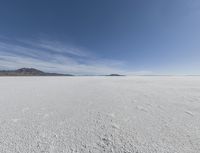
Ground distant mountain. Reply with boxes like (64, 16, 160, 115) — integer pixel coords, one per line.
(107, 74, 125, 76)
(0, 68, 73, 76)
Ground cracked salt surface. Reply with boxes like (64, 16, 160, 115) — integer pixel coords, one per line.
(0, 76, 200, 152)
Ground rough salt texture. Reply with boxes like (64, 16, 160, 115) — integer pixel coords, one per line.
(0, 76, 200, 153)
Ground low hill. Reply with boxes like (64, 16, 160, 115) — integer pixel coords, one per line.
(0, 68, 73, 76)
(107, 74, 125, 76)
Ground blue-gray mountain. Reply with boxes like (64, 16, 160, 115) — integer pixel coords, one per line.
(0, 68, 73, 76)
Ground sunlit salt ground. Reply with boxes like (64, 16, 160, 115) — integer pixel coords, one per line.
(0, 76, 200, 153)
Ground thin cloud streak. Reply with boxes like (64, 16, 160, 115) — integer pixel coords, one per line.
(0, 38, 131, 75)
(0, 54, 125, 75)
(17, 39, 90, 57)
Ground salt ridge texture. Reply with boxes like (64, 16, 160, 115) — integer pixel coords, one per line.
(0, 76, 200, 153)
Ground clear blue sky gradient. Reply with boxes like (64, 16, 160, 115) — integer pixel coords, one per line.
(0, 0, 200, 75)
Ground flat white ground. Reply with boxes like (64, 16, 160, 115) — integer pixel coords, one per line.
(0, 76, 200, 153)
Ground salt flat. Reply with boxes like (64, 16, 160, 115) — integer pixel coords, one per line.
(0, 76, 200, 153)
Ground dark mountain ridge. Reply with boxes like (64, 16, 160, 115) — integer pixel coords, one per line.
(0, 68, 73, 76)
(107, 74, 125, 76)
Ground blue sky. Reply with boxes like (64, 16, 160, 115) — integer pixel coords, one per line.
(0, 0, 200, 75)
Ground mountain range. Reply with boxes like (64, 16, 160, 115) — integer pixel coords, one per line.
(0, 68, 125, 76)
(0, 68, 73, 76)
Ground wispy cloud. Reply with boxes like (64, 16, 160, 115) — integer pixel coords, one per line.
(0, 37, 130, 75)
(19, 38, 89, 57)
